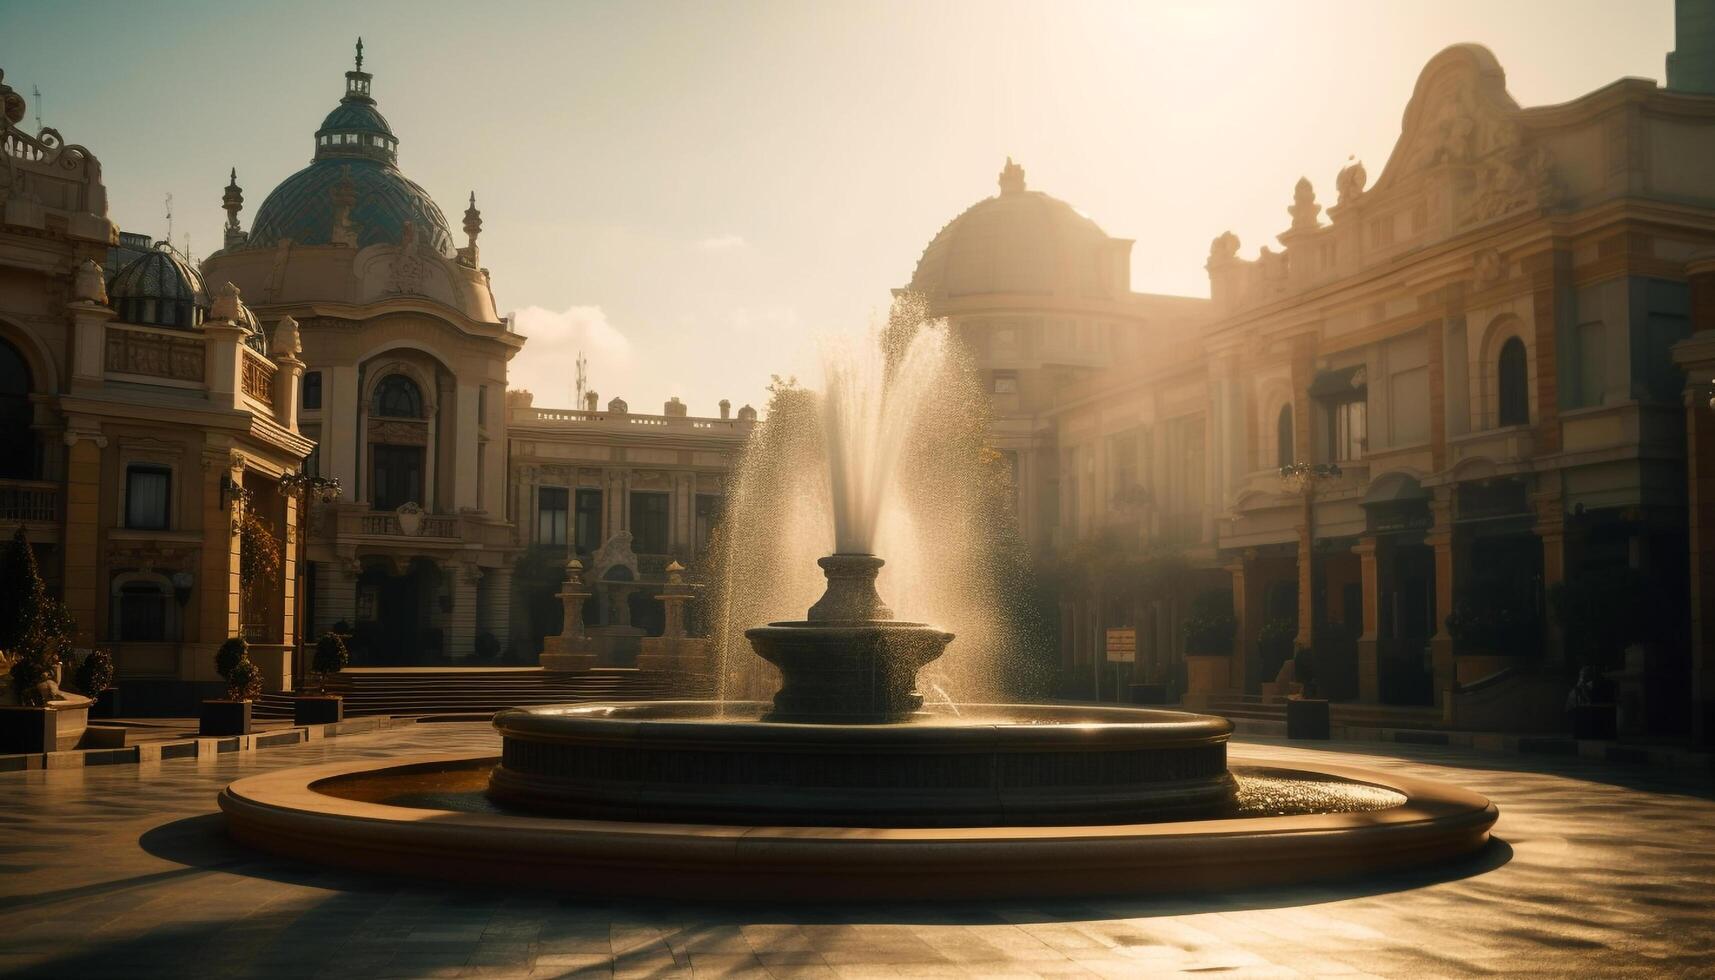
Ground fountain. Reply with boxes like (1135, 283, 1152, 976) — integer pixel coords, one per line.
(218, 308, 1498, 898)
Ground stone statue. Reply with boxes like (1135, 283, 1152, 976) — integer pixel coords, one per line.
(73, 258, 108, 305)
(1335, 157, 1367, 206)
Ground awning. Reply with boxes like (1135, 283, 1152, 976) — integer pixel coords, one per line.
(1308, 365, 1366, 398)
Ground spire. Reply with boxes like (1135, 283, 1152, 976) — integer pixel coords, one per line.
(459, 192, 483, 268)
(344, 36, 374, 104)
(998, 156, 1026, 195)
(222, 167, 247, 249)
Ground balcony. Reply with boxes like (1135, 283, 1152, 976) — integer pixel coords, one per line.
(316, 504, 512, 550)
(0, 479, 61, 541)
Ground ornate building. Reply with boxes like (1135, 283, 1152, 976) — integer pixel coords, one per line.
(204, 43, 522, 665)
(951, 35, 1715, 738)
(0, 71, 311, 708)
(505, 390, 755, 657)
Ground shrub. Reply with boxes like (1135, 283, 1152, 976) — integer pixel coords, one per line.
(226, 657, 262, 702)
(1445, 589, 1540, 655)
(1549, 566, 1660, 671)
(475, 631, 500, 660)
(215, 637, 248, 681)
(75, 649, 115, 695)
(312, 631, 349, 680)
(1182, 590, 1237, 655)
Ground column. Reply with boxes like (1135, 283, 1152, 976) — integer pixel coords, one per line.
(197, 449, 244, 657)
(1355, 535, 1382, 702)
(481, 564, 513, 654)
(1294, 491, 1315, 649)
(446, 563, 480, 659)
(1533, 486, 1567, 665)
(315, 561, 358, 635)
(61, 429, 105, 649)
(1678, 257, 1715, 745)
(282, 494, 299, 676)
(1426, 487, 1457, 706)
(1524, 250, 1567, 454)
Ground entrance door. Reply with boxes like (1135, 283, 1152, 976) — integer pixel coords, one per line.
(1380, 544, 1435, 705)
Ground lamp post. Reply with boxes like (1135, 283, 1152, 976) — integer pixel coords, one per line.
(1279, 461, 1343, 664)
(279, 470, 342, 689)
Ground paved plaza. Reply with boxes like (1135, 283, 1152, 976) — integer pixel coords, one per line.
(1, 723, 1711, 979)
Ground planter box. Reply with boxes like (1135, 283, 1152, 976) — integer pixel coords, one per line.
(200, 700, 253, 736)
(1286, 698, 1330, 740)
(0, 702, 91, 753)
(1568, 703, 1617, 740)
(293, 695, 344, 726)
(91, 687, 122, 720)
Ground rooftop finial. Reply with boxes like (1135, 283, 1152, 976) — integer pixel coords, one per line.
(998, 156, 1026, 195)
(355, 36, 364, 72)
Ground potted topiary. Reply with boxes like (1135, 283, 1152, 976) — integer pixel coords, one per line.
(294, 631, 349, 725)
(202, 637, 256, 736)
(76, 649, 119, 719)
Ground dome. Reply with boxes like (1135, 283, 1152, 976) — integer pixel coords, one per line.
(908, 158, 1126, 303)
(108, 245, 207, 329)
(249, 157, 455, 254)
(242, 41, 451, 255)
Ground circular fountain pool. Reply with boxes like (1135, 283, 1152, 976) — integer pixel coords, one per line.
(489, 701, 1238, 826)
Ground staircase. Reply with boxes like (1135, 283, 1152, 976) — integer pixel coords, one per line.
(254, 667, 713, 720)
(1200, 694, 1442, 736)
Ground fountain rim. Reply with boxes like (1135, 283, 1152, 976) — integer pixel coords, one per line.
(491, 701, 1235, 748)
(217, 750, 1498, 900)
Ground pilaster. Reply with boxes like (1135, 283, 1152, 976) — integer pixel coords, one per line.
(61, 428, 106, 648)
(1426, 487, 1457, 706)
(1355, 535, 1382, 703)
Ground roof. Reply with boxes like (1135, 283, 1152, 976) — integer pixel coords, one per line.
(248, 156, 455, 254)
(907, 160, 1127, 304)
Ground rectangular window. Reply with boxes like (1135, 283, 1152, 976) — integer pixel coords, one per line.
(1107, 429, 1141, 509)
(630, 492, 671, 554)
(537, 487, 568, 546)
(117, 584, 167, 642)
(992, 371, 1019, 395)
(1388, 368, 1429, 446)
(370, 445, 424, 512)
(302, 371, 323, 410)
(574, 488, 603, 554)
(1331, 399, 1367, 461)
(125, 465, 170, 530)
(694, 494, 722, 556)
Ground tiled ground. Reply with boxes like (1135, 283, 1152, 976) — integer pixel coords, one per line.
(1, 723, 1711, 979)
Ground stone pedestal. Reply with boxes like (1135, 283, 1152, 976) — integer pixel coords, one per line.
(1182, 654, 1231, 707)
(540, 559, 598, 672)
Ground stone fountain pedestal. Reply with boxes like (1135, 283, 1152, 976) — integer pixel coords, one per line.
(539, 559, 598, 672)
(637, 562, 710, 674)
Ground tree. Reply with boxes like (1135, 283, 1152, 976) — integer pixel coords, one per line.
(310, 631, 350, 693)
(1, 528, 76, 707)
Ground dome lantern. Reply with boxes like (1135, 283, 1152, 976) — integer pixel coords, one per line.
(314, 37, 398, 165)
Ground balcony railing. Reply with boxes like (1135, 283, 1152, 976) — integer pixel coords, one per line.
(0, 479, 60, 523)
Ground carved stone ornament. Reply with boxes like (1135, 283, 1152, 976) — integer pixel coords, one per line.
(1287, 177, 1321, 232)
(395, 501, 424, 536)
(592, 530, 640, 582)
(271, 314, 302, 358)
(387, 220, 426, 295)
(1335, 157, 1367, 206)
(209, 282, 243, 323)
(73, 258, 108, 305)
(1474, 248, 1506, 283)
(1208, 231, 1240, 263)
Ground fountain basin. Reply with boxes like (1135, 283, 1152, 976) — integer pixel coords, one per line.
(746, 623, 954, 723)
(218, 750, 1497, 900)
(489, 701, 1236, 826)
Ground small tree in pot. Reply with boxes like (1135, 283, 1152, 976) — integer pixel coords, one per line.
(202, 637, 256, 736)
(75, 649, 119, 718)
(295, 631, 349, 725)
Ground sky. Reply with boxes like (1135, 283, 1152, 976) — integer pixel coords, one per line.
(2, 0, 1677, 416)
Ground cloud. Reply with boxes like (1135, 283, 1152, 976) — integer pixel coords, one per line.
(506, 304, 634, 409)
(696, 233, 746, 251)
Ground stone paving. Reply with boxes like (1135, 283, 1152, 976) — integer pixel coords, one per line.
(1, 722, 1711, 979)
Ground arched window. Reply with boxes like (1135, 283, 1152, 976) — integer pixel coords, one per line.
(1275, 404, 1294, 469)
(1497, 337, 1529, 427)
(372, 374, 424, 418)
(0, 338, 34, 480)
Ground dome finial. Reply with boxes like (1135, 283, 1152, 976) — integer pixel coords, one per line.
(460, 191, 483, 268)
(355, 37, 364, 72)
(223, 167, 247, 249)
(998, 156, 1026, 195)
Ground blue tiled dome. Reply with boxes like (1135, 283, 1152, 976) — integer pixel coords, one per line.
(249, 157, 454, 254)
(243, 49, 453, 255)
